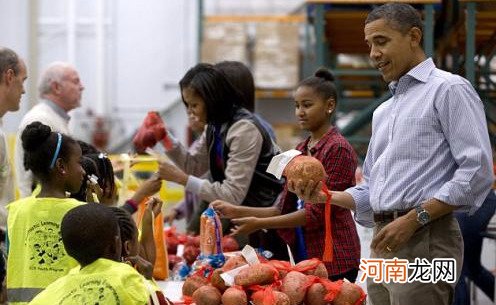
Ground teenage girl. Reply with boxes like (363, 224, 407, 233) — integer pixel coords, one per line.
(6, 121, 85, 304)
(212, 68, 361, 282)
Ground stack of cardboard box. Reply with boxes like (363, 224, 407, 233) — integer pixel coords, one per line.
(201, 22, 248, 65)
(253, 23, 299, 89)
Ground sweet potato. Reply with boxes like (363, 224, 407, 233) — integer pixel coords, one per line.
(192, 285, 221, 305)
(284, 155, 326, 183)
(305, 283, 330, 305)
(234, 263, 278, 287)
(268, 260, 291, 279)
(210, 268, 227, 292)
(251, 290, 290, 305)
(221, 287, 247, 305)
(223, 255, 247, 271)
(333, 281, 365, 305)
(295, 259, 328, 279)
(222, 236, 239, 252)
(182, 274, 208, 297)
(281, 271, 308, 305)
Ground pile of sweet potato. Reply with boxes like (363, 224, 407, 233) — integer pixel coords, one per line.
(181, 256, 366, 305)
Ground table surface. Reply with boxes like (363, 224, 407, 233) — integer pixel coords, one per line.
(157, 281, 184, 303)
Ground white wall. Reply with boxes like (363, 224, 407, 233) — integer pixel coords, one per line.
(0, 0, 197, 149)
(0, 0, 31, 133)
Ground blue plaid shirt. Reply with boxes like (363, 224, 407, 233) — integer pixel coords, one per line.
(347, 58, 494, 227)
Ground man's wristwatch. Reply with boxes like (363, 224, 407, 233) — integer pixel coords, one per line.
(415, 206, 431, 226)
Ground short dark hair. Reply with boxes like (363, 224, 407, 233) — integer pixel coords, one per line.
(179, 63, 245, 124)
(214, 61, 255, 112)
(298, 67, 338, 103)
(0, 47, 20, 84)
(365, 3, 423, 35)
(21, 121, 78, 180)
(70, 153, 115, 202)
(110, 207, 137, 257)
(61, 203, 120, 266)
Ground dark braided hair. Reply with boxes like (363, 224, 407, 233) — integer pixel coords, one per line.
(77, 140, 99, 155)
(71, 153, 115, 201)
(110, 207, 138, 257)
(21, 121, 77, 180)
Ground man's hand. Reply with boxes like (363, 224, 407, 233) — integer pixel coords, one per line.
(211, 200, 241, 219)
(288, 179, 327, 203)
(157, 161, 188, 185)
(230, 217, 261, 236)
(371, 215, 420, 254)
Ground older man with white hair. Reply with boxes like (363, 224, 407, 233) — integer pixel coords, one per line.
(14, 62, 84, 197)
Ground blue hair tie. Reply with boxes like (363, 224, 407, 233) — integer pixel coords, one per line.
(49, 133, 63, 169)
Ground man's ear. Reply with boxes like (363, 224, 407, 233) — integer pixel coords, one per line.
(409, 27, 422, 47)
(51, 81, 61, 95)
(3, 69, 15, 85)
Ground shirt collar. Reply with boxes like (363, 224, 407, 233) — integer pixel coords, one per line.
(42, 99, 70, 122)
(302, 126, 338, 154)
(406, 57, 435, 83)
(388, 58, 435, 95)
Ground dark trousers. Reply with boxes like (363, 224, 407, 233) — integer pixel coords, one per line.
(453, 190, 496, 305)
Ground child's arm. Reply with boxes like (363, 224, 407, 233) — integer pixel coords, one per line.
(124, 255, 153, 280)
(211, 200, 280, 219)
(230, 209, 306, 236)
(140, 197, 163, 267)
(132, 176, 162, 206)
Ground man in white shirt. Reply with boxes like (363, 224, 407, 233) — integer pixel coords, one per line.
(14, 62, 84, 197)
(0, 47, 27, 230)
(0, 47, 27, 290)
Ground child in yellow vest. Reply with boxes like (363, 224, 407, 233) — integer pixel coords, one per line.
(6, 122, 86, 304)
(29, 203, 150, 304)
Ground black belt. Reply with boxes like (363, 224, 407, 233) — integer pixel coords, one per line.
(373, 210, 410, 223)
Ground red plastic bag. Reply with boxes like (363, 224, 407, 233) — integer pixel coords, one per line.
(133, 111, 173, 153)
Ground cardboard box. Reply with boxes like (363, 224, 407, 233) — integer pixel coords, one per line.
(254, 23, 300, 89)
(201, 22, 248, 64)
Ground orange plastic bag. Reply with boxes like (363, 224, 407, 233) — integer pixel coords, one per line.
(137, 200, 169, 280)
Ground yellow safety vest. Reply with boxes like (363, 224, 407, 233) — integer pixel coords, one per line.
(6, 197, 83, 304)
(29, 258, 150, 305)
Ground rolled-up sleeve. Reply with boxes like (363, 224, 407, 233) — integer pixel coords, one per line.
(434, 83, 493, 213)
(346, 136, 375, 227)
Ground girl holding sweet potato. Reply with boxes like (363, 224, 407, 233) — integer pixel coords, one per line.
(212, 68, 361, 282)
